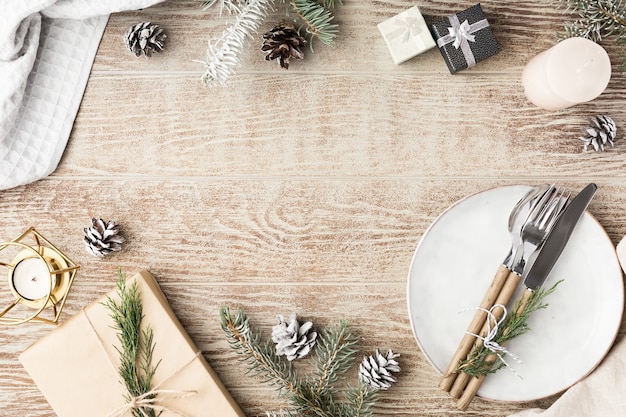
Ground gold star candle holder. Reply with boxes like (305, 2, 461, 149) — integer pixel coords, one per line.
(0, 228, 79, 325)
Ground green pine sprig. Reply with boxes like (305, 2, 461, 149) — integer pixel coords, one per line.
(220, 306, 380, 417)
(289, 0, 339, 47)
(549, 0, 626, 67)
(317, 0, 342, 9)
(456, 280, 563, 378)
(103, 270, 161, 417)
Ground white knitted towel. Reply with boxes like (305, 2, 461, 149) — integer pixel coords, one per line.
(0, 0, 164, 190)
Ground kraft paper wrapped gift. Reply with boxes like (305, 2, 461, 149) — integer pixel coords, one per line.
(19, 270, 245, 417)
(378, 5, 436, 65)
(430, 3, 500, 73)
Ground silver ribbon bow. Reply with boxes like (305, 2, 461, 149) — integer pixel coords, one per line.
(449, 20, 474, 48)
(436, 15, 490, 68)
(391, 15, 422, 43)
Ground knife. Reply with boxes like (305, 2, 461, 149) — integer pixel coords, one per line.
(455, 183, 598, 410)
(520, 182, 597, 297)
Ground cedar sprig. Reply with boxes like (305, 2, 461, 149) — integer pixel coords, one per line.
(456, 280, 563, 378)
(549, 0, 626, 67)
(220, 306, 383, 417)
(102, 270, 161, 417)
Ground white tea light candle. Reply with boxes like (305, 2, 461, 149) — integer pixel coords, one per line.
(522, 37, 611, 111)
(11, 258, 54, 300)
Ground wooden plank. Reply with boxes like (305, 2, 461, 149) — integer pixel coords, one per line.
(63, 73, 626, 179)
(1, 179, 624, 285)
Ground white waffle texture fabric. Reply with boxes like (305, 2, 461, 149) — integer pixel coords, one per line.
(0, 0, 164, 190)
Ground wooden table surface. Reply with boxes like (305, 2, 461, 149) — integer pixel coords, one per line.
(1, 1, 625, 416)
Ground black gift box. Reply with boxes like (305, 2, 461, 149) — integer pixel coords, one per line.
(430, 3, 500, 74)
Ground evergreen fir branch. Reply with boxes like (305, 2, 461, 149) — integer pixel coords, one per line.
(265, 410, 298, 417)
(102, 270, 160, 417)
(317, 0, 341, 9)
(312, 320, 359, 399)
(200, 0, 274, 86)
(220, 306, 299, 395)
(198, 0, 243, 15)
(549, 0, 626, 66)
(289, 0, 339, 46)
(456, 280, 563, 378)
(221, 306, 393, 417)
(339, 383, 378, 417)
(221, 306, 336, 417)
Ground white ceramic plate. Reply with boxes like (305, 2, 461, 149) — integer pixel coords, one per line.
(407, 185, 624, 401)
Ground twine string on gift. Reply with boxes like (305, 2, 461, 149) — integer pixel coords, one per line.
(436, 15, 489, 67)
(464, 304, 523, 378)
(105, 387, 197, 417)
(80, 309, 200, 417)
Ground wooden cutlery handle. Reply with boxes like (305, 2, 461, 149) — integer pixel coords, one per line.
(449, 270, 522, 399)
(438, 264, 510, 392)
(455, 288, 534, 410)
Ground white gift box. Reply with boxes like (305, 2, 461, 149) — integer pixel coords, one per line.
(378, 6, 436, 65)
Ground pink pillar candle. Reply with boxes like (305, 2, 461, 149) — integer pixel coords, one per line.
(522, 37, 611, 110)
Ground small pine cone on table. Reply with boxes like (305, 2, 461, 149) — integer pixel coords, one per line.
(271, 313, 317, 361)
(83, 218, 125, 257)
(580, 115, 617, 152)
(358, 348, 401, 390)
(124, 21, 166, 57)
(261, 21, 307, 69)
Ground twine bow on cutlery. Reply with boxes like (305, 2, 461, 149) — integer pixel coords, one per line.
(465, 304, 522, 378)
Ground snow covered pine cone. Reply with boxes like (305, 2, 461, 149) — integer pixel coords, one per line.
(261, 21, 307, 69)
(271, 313, 317, 360)
(359, 348, 401, 390)
(124, 21, 166, 57)
(580, 115, 617, 152)
(83, 218, 125, 257)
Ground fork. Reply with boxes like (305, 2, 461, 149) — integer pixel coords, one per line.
(438, 185, 550, 392)
(448, 186, 570, 399)
(512, 186, 570, 278)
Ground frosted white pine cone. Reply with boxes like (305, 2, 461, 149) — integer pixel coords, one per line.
(124, 21, 166, 57)
(83, 218, 125, 257)
(271, 313, 317, 361)
(580, 115, 617, 152)
(358, 348, 400, 390)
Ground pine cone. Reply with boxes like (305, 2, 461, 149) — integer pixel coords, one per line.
(124, 22, 166, 57)
(83, 218, 125, 257)
(580, 115, 617, 152)
(261, 21, 307, 69)
(271, 313, 317, 360)
(358, 349, 400, 390)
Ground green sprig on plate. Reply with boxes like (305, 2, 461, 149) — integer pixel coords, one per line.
(456, 280, 563, 378)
